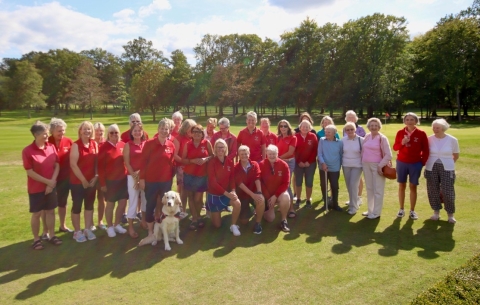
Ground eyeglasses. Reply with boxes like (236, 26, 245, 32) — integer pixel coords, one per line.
(279, 125, 288, 128)
(109, 131, 119, 135)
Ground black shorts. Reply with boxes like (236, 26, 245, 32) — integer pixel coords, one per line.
(70, 184, 96, 214)
(56, 179, 70, 208)
(29, 190, 58, 213)
(239, 198, 254, 220)
(105, 178, 128, 203)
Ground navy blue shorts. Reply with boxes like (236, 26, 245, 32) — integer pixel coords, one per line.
(396, 160, 423, 185)
(183, 173, 207, 192)
(29, 190, 58, 213)
(206, 193, 230, 213)
(105, 178, 128, 202)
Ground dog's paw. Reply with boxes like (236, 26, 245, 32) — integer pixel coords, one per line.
(176, 239, 183, 245)
(152, 241, 157, 246)
(165, 245, 171, 251)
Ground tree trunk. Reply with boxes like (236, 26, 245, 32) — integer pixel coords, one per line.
(367, 105, 374, 118)
(219, 106, 223, 117)
(456, 87, 461, 122)
(204, 101, 208, 117)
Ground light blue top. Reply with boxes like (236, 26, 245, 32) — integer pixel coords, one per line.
(318, 137, 343, 172)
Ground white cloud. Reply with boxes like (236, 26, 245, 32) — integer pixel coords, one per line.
(138, 0, 171, 18)
(268, 0, 335, 12)
(0, 2, 145, 57)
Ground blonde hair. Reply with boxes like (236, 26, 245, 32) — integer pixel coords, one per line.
(213, 138, 228, 156)
(179, 119, 196, 136)
(207, 118, 218, 126)
(77, 121, 95, 139)
(320, 116, 334, 128)
(238, 145, 250, 156)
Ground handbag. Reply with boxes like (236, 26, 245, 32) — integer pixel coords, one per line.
(379, 135, 396, 180)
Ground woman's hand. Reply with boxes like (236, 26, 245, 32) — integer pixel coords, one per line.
(377, 166, 384, 176)
(81, 179, 90, 189)
(45, 186, 54, 195)
(252, 193, 264, 205)
(132, 170, 140, 180)
(227, 191, 238, 201)
(88, 176, 97, 188)
(101, 186, 107, 193)
(322, 163, 328, 172)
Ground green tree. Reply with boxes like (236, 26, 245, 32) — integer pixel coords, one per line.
(166, 50, 194, 116)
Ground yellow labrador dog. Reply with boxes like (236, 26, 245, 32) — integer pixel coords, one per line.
(138, 191, 183, 250)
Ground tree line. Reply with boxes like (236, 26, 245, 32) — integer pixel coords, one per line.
(0, 1, 479, 121)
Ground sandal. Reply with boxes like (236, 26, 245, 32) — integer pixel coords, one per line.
(49, 236, 63, 245)
(189, 221, 198, 230)
(288, 211, 297, 219)
(32, 239, 44, 250)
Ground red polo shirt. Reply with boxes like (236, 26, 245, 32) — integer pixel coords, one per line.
(183, 139, 210, 177)
(234, 160, 261, 200)
(98, 141, 127, 186)
(393, 128, 430, 165)
(264, 131, 278, 146)
(277, 135, 297, 159)
(237, 127, 266, 162)
(211, 130, 238, 161)
(295, 132, 318, 163)
(70, 139, 98, 185)
(48, 136, 73, 181)
(126, 140, 146, 172)
(22, 141, 59, 194)
(121, 129, 149, 143)
(207, 157, 235, 195)
(140, 138, 175, 182)
(259, 158, 290, 199)
(174, 134, 191, 166)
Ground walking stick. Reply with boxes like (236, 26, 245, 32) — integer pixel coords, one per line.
(324, 169, 328, 214)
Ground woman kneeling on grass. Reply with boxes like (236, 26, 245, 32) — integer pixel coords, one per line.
(23, 121, 62, 250)
(70, 121, 98, 242)
(425, 119, 460, 223)
(206, 139, 242, 236)
(98, 124, 128, 238)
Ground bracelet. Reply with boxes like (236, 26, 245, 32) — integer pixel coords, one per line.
(254, 191, 262, 194)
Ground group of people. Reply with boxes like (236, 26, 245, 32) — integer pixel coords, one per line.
(22, 110, 460, 250)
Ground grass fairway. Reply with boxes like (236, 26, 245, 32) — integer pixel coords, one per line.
(0, 111, 479, 304)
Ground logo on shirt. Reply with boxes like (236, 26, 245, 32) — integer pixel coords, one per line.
(254, 136, 259, 141)
(201, 146, 205, 153)
(278, 170, 283, 177)
(307, 140, 312, 145)
(413, 137, 419, 143)
(119, 148, 124, 153)
(63, 147, 69, 152)
(165, 147, 171, 154)
(227, 166, 231, 172)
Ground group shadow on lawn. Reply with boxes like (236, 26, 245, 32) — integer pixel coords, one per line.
(0, 202, 454, 300)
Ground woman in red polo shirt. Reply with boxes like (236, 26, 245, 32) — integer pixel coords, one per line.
(260, 117, 278, 146)
(237, 111, 266, 163)
(276, 119, 297, 217)
(23, 121, 62, 250)
(182, 124, 213, 230)
(47, 117, 73, 233)
(70, 121, 98, 243)
(206, 139, 242, 236)
(94, 122, 106, 230)
(173, 119, 196, 216)
(98, 124, 128, 238)
(234, 145, 265, 234)
(139, 119, 176, 240)
(294, 120, 318, 210)
(123, 123, 147, 238)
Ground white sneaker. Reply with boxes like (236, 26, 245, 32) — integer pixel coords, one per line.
(90, 226, 97, 231)
(107, 226, 116, 238)
(114, 224, 127, 234)
(348, 209, 357, 215)
(73, 231, 87, 243)
(230, 224, 241, 236)
(430, 211, 440, 221)
(361, 211, 369, 216)
(367, 214, 380, 219)
(448, 216, 457, 224)
(409, 210, 419, 220)
(357, 197, 363, 206)
(397, 209, 405, 218)
(84, 229, 96, 240)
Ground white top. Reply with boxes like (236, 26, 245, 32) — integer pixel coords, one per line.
(342, 135, 363, 168)
(425, 134, 459, 171)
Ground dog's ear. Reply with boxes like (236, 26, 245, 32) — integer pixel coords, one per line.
(162, 193, 167, 205)
(175, 192, 181, 205)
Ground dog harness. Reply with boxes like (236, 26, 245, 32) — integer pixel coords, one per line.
(155, 212, 182, 224)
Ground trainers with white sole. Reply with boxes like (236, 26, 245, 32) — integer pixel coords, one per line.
(409, 210, 419, 220)
(114, 224, 127, 234)
(230, 224, 241, 236)
(84, 229, 96, 240)
(107, 226, 116, 238)
(397, 209, 405, 218)
(73, 231, 87, 243)
(430, 211, 440, 221)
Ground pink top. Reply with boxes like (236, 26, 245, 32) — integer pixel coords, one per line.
(362, 136, 382, 163)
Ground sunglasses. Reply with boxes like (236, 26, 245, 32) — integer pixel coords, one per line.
(109, 131, 119, 135)
(279, 125, 288, 128)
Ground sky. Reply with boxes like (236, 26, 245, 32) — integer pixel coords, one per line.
(0, 0, 471, 65)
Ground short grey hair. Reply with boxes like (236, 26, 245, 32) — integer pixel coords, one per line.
(238, 145, 250, 155)
(366, 118, 383, 130)
(172, 111, 183, 121)
(218, 117, 230, 127)
(432, 118, 450, 131)
(129, 113, 142, 124)
(403, 112, 420, 125)
(266, 144, 278, 155)
(246, 111, 257, 121)
(345, 110, 358, 123)
(299, 120, 312, 130)
(30, 121, 48, 136)
(49, 117, 67, 134)
(324, 124, 337, 133)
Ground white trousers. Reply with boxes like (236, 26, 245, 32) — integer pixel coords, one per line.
(343, 167, 363, 212)
(127, 175, 147, 219)
(362, 162, 386, 217)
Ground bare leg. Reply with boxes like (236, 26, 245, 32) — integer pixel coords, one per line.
(71, 212, 81, 232)
(58, 206, 70, 230)
(231, 199, 241, 225)
(115, 199, 127, 226)
(84, 210, 94, 230)
(41, 210, 48, 235)
(210, 211, 222, 228)
(398, 183, 406, 210)
(45, 209, 56, 237)
(105, 201, 115, 227)
(97, 192, 105, 227)
(358, 177, 364, 196)
(31, 211, 42, 240)
(409, 183, 417, 211)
